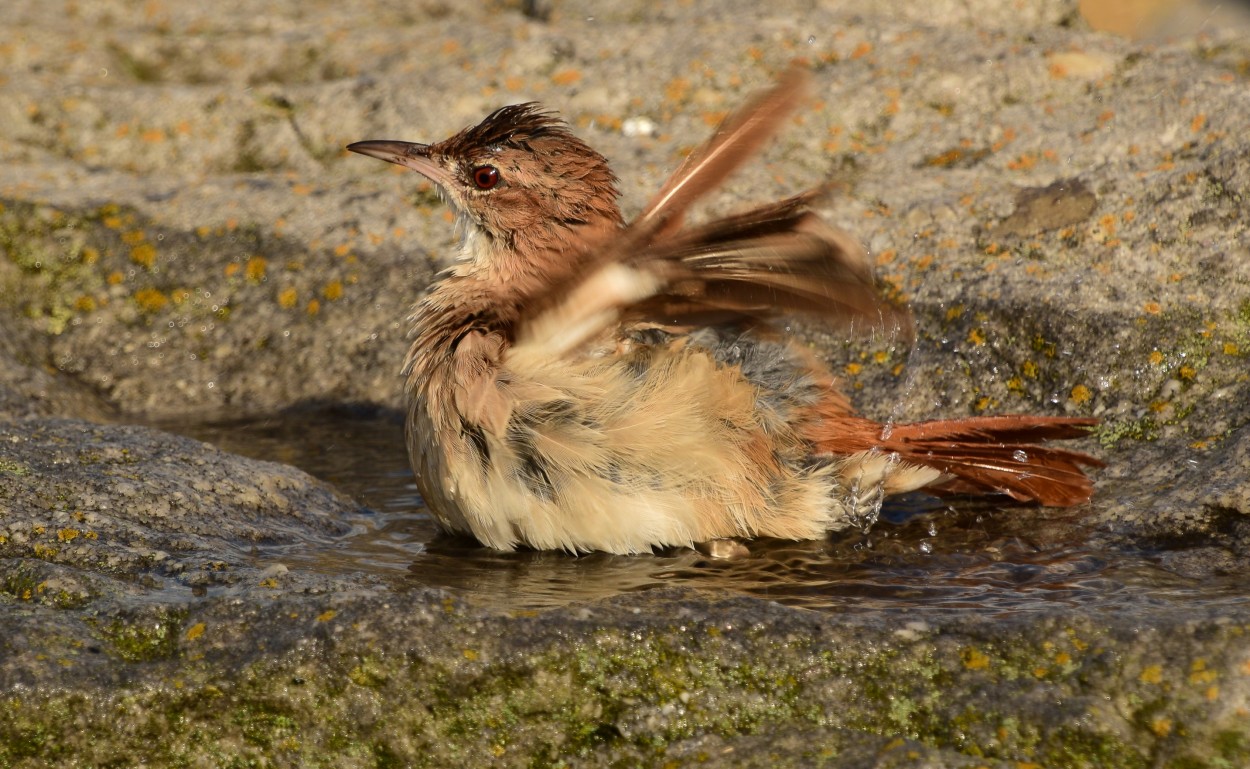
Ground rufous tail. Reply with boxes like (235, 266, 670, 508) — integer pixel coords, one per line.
(810, 415, 1104, 506)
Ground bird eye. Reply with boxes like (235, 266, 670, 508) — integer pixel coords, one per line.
(472, 165, 500, 190)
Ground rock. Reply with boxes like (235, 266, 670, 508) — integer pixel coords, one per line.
(1, 0, 1249, 764)
(0, 417, 366, 603)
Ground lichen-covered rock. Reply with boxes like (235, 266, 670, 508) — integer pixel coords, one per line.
(4, 590, 1250, 768)
(0, 0, 1248, 764)
(0, 418, 365, 603)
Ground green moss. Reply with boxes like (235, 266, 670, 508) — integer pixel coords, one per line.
(1044, 726, 1150, 768)
(1097, 414, 1160, 448)
(0, 458, 29, 476)
(232, 701, 300, 749)
(347, 656, 389, 688)
(92, 607, 188, 662)
(1, 568, 45, 603)
(0, 567, 93, 609)
(0, 202, 93, 334)
(1237, 298, 1250, 327)
(1, 609, 1246, 767)
(0, 198, 284, 347)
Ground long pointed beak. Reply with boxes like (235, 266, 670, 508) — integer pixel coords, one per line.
(346, 140, 452, 188)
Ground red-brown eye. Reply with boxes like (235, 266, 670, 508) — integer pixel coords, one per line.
(472, 165, 500, 190)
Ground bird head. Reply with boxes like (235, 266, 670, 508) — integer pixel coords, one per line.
(349, 104, 624, 267)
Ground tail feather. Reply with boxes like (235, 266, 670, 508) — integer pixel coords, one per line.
(810, 415, 1104, 507)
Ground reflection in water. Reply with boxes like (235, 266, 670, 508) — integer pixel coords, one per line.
(156, 407, 1247, 615)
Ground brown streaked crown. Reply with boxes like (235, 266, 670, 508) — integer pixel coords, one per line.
(444, 103, 571, 152)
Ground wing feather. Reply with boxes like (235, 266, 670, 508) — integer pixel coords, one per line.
(512, 68, 902, 361)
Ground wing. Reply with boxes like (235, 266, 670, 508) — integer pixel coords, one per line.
(634, 66, 811, 238)
(622, 191, 892, 330)
(511, 70, 903, 363)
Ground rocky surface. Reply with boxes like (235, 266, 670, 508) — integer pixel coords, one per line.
(2, 0, 1250, 765)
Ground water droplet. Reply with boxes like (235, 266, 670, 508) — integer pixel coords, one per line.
(1012, 449, 1029, 463)
(918, 541, 933, 554)
(807, 35, 816, 45)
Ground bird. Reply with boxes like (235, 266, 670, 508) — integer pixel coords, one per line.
(346, 68, 1103, 555)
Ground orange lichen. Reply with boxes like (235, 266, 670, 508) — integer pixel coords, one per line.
(245, 256, 267, 283)
(130, 243, 156, 269)
(701, 110, 729, 127)
(991, 127, 1017, 152)
(1006, 153, 1037, 171)
(133, 288, 168, 313)
(962, 647, 990, 670)
(664, 77, 690, 104)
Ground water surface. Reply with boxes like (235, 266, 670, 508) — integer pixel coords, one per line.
(156, 407, 1247, 615)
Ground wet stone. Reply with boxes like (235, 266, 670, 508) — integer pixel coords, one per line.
(1, 0, 1249, 764)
